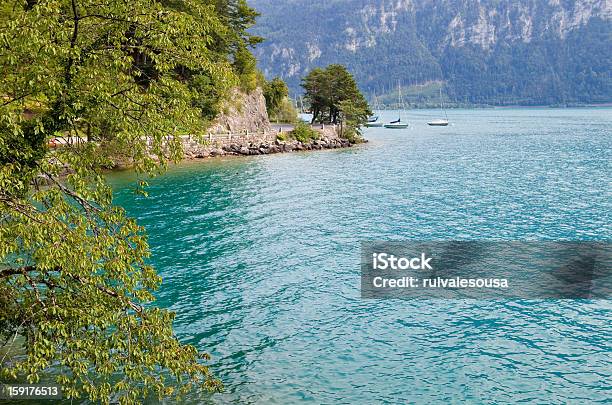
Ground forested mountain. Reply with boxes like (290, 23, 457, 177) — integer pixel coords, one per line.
(250, 0, 612, 106)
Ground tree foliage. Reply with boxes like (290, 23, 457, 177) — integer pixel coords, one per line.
(274, 98, 299, 123)
(212, 0, 263, 51)
(0, 0, 260, 402)
(211, 0, 262, 93)
(301, 64, 370, 135)
(263, 77, 295, 122)
(338, 98, 370, 141)
(232, 45, 259, 92)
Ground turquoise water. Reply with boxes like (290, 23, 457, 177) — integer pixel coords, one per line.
(111, 108, 611, 404)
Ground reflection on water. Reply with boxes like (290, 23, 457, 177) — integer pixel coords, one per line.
(111, 108, 612, 404)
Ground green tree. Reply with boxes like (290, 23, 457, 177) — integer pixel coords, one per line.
(233, 44, 259, 92)
(301, 67, 330, 123)
(212, 0, 263, 50)
(264, 77, 295, 121)
(272, 97, 299, 123)
(338, 98, 370, 142)
(0, 0, 259, 403)
(211, 0, 263, 93)
(301, 65, 370, 134)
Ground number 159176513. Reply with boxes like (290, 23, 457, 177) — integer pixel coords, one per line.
(0, 384, 62, 399)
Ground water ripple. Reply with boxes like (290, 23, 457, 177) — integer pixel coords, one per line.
(110, 108, 612, 404)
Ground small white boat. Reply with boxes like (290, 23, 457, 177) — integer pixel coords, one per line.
(427, 118, 448, 126)
(365, 121, 384, 127)
(427, 88, 449, 126)
(385, 83, 409, 129)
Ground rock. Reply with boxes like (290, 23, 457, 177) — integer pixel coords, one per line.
(178, 122, 353, 161)
(208, 87, 272, 134)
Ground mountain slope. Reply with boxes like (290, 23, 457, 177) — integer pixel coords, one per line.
(250, 0, 612, 105)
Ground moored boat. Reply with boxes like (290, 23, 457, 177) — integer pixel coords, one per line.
(427, 88, 449, 126)
(384, 120, 409, 129)
(366, 94, 383, 127)
(384, 83, 409, 129)
(427, 118, 448, 126)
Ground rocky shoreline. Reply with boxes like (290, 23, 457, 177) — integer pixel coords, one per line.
(178, 86, 363, 160)
(184, 136, 357, 159)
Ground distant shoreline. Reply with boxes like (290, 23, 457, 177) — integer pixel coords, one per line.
(372, 103, 612, 110)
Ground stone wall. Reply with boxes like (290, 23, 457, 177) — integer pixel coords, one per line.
(181, 131, 353, 159)
(181, 123, 352, 159)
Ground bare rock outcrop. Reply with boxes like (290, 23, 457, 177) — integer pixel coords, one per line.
(208, 87, 272, 134)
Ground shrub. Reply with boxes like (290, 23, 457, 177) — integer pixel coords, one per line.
(289, 122, 320, 143)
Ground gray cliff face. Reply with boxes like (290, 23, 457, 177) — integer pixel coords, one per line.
(250, 0, 612, 104)
(327, 0, 611, 51)
(419, 0, 611, 48)
(209, 87, 272, 134)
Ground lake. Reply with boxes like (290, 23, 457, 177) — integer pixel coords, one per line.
(111, 108, 611, 404)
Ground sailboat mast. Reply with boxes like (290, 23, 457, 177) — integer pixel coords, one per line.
(398, 82, 402, 121)
(440, 87, 448, 120)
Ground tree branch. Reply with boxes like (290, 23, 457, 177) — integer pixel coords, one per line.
(0, 265, 36, 279)
(39, 170, 102, 214)
(71, 274, 144, 315)
(0, 265, 145, 315)
(1, 92, 32, 107)
(65, 0, 79, 85)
